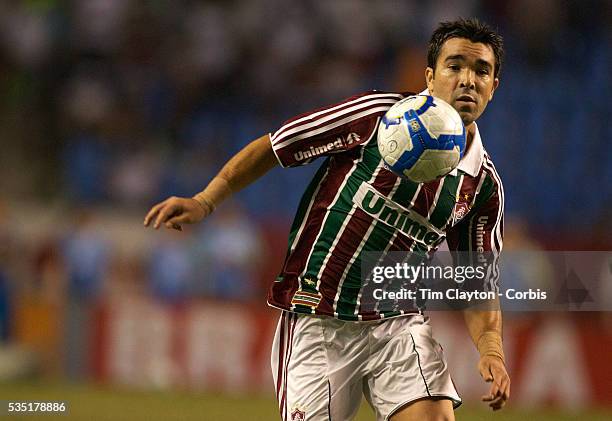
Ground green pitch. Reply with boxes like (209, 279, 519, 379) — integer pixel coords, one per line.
(0, 381, 610, 420)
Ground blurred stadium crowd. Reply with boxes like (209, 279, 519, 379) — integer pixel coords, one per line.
(0, 0, 610, 383)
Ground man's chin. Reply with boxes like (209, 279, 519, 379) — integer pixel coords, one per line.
(459, 112, 475, 126)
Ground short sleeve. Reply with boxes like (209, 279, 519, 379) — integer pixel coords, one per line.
(270, 91, 405, 167)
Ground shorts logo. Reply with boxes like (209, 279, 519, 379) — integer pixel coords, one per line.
(291, 408, 306, 421)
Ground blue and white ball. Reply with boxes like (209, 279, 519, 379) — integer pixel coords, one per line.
(377, 95, 466, 183)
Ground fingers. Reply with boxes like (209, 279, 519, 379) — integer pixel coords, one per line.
(143, 198, 182, 229)
(483, 394, 506, 411)
(154, 204, 179, 229)
(144, 196, 206, 232)
(144, 201, 166, 227)
(481, 363, 511, 411)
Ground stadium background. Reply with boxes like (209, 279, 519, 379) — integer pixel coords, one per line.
(0, 0, 610, 420)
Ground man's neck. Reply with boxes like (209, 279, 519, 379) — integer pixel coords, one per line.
(465, 122, 476, 151)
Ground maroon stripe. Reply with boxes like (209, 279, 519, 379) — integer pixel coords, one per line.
(357, 235, 415, 317)
(272, 93, 402, 144)
(387, 231, 416, 252)
(315, 208, 374, 315)
(276, 312, 286, 405)
(269, 149, 362, 309)
(315, 170, 398, 315)
(411, 178, 441, 217)
(273, 114, 382, 167)
(273, 103, 395, 151)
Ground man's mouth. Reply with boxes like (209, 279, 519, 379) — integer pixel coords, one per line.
(456, 94, 476, 104)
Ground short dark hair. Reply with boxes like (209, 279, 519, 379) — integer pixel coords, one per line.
(427, 18, 504, 78)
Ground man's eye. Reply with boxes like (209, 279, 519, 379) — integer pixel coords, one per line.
(478, 69, 490, 76)
(449, 65, 460, 71)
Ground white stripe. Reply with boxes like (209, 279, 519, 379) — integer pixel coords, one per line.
(322, 164, 386, 316)
(288, 167, 329, 255)
(391, 241, 420, 313)
(354, 177, 403, 318)
(471, 169, 488, 204)
(292, 142, 368, 312)
(303, 123, 380, 307)
(375, 240, 417, 314)
(332, 216, 379, 317)
(482, 159, 504, 291)
(274, 105, 394, 150)
(271, 92, 402, 141)
(427, 176, 447, 219)
(325, 170, 400, 316)
(409, 184, 422, 208)
(371, 180, 423, 315)
(488, 169, 504, 291)
(277, 312, 287, 410)
(356, 229, 398, 320)
(442, 174, 465, 229)
(282, 313, 296, 421)
(484, 157, 504, 251)
(273, 99, 397, 147)
(482, 160, 504, 253)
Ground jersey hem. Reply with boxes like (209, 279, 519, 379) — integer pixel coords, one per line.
(266, 300, 421, 322)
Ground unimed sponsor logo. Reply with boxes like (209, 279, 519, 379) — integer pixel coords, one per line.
(475, 215, 487, 253)
(354, 183, 444, 246)
(476, 215, 488, 263)
(294, 132, 360, 161)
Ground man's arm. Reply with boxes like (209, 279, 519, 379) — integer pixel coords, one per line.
(144, 91, 403, 230)
(463, 304, 510, 411)
(447, 162, 508, 410)
(144, 133, 278, 230)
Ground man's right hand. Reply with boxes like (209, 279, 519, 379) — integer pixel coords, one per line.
(143, 196, 210, 231)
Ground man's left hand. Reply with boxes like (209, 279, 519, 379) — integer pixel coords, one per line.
(478, 355, 510, 410)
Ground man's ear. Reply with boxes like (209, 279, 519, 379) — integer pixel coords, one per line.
(489, 78, 500, 100)
(425, 67, 435, 94)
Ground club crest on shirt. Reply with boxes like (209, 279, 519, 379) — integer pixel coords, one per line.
(291, 407, 306, 421)
(452, 193, 473, 225)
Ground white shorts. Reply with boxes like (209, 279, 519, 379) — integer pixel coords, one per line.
(271, 311, 461, 421)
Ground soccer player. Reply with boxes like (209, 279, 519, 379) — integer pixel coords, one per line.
(144, 18, 509, 421)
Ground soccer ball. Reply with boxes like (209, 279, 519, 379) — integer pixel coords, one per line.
(377, 95, 466, 183)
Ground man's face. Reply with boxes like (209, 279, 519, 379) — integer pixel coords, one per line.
(426, 37, 499, 127)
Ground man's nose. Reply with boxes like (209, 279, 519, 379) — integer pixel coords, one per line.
(459, 69, 476, 90)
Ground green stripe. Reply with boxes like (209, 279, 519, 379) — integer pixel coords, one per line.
(472, 173, 495, 211)
(429, 175, 462, 228)
(336, 175, 421, 318)
(293, 304, 316, 313)
(301, 148, 381, 285)
(391, 179, 419, 208)
(335, 219, 396, 317)
(379, 247, 427, 317)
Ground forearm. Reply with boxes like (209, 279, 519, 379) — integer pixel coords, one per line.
(193, 134, 278, 211)
(463, 306, 505, 362)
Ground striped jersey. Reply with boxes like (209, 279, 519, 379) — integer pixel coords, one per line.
(267, 90, 504, 321)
